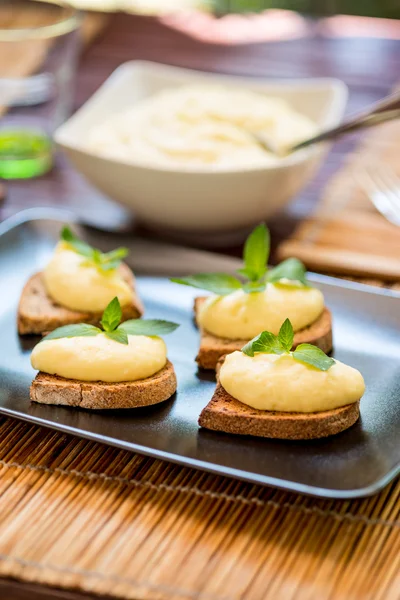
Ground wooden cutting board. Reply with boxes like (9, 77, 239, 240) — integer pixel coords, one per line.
(277, 119, 400, 284)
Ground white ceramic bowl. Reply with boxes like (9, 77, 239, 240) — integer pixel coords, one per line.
(55, 61, 348, 237)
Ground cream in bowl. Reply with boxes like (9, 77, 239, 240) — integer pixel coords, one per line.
(55, 61, 348, 233)
(86, 85, 317, 170)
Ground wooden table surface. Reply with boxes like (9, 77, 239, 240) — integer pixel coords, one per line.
(0, 13, 399, 600)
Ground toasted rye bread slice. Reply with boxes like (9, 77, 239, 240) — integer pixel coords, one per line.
(30, 360, 177, 410)
(199, 383, 360, 440)
(18, 263, 144, 335)
(194, 297, 332, 370)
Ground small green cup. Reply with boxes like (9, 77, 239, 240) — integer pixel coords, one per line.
(0, 129, 53, 179)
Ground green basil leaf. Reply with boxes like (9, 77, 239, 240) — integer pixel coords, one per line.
(41, 324, 101, 342)
(60, 226, 128, 272)
(267, 258, 310, 287)
(170, 274, 242, 296)
(254, 333, 285, 355)
(101, 297, 122, 332)
(237, 223, 270, 282)
(98, 260, 120, 272)
(119, 319, 180, 336)
(105, 329, 129, 345)
(292, 344, 335, 371)
(96, 247, 129, 273)
(242, 330, 285, 357)
(241, 337, 258, 357)
(103, 247, 129, 262)
(61, 225, 94, 259)
(91, 249, 102, 263)
(278, 318, 294, 352)
(242, 280, 267, 294)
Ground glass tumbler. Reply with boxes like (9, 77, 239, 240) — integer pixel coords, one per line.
(0, 0, 82, 179)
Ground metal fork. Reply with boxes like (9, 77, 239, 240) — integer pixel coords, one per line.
(355, 163, 400, 226)
(254, 91, 400, 156)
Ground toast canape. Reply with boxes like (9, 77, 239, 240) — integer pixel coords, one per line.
(171, 223, 332, 370)
(30, 298, 178, 409)
(199, 319, 365, 439)
(18, 225, 143, 335)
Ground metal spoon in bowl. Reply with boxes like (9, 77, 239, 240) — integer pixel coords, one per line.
(253, 91, 400, 157)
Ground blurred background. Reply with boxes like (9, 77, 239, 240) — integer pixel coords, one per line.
(39, 0, 400, 18)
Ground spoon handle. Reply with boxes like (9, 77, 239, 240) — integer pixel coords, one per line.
(291, 91, 400, 153)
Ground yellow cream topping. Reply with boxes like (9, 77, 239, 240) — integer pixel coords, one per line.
(220, 352, 365, 413)
(31, 333, 167, 383)
(43, 242, 132, 312)
(198, 285, 324, 340)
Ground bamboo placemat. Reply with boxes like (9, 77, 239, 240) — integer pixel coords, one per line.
(0, 415, 398, 599)
(277, 120, 400, 288)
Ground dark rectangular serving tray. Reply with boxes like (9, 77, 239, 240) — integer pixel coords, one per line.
(0, 214, 399, 499)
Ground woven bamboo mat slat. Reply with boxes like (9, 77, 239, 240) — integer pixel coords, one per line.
(0, 417, 398, 599)
(277, 120, 400, 286)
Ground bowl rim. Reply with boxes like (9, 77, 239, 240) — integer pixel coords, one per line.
(0, 0, 82, 41)
(55, 60, 349, 175)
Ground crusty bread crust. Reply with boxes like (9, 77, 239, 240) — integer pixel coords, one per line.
(18, 263, 144, 335)
(199, 383, 360, 440)
(194, 297, 332, 370)
(30, 360, 177, 409)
